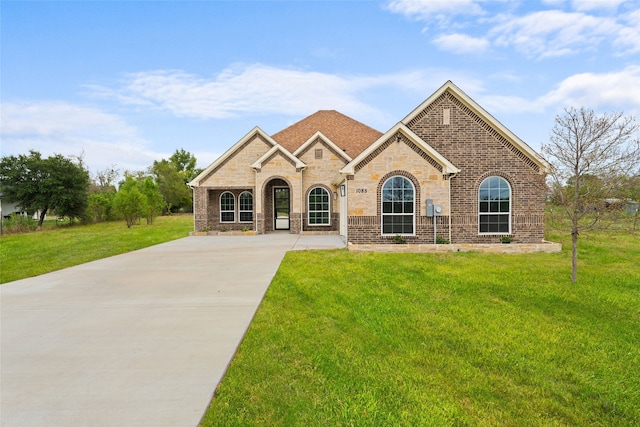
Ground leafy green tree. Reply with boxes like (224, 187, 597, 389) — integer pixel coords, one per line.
(150, 159, 191, 213)
(169, 148, 202, 183)
(141, 177, 165, 224)
(149, 149, 202, 213)
(85, 166, 120, 223)
(542, 107, 640, 282)
(113, 177, 148, 228)
(86, 192, 118, 223)
(0, 150, 89, 226)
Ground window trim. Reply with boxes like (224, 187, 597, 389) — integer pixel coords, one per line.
(307, 186, 331, 226)
(478, 176, 511, 235)
(380, 175, 416, 236)
(219, 191, 235, 223)
(238, 191, 253, 223)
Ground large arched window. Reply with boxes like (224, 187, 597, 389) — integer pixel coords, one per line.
(308, 186, 330, 225)
(239, 191, 253, 222)
(382, 176, 415, 235)
(220, 192, 235, 223)
(478, 176, 511, 234)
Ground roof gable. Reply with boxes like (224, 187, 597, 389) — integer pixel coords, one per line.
(293, 131, 353, 162)
(272, 110, 382, 158)
(402, 80, 550, 173)
(341, 123, 460, 176)
(251, 144, 306, 171)
(189, 127, 276, 186)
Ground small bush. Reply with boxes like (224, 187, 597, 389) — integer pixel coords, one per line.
(392, 234, 406, 244)
(3, 213, 38, 234)
(436, 236, 450, 244)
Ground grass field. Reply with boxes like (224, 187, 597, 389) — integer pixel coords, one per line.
(2, 215, 638, 425)
(202, 229, 640, 426)
(0, 215, 193, 284)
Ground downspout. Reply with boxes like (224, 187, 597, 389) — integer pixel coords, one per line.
(187, 183, 196, 232)
(344, 179, 348, 244)
(448, 172, 457, 243)
(254, 168, 258, 233)
(299, 167, 305, 234)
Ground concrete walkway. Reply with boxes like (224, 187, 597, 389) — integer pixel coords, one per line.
(0, 234, 345, 427)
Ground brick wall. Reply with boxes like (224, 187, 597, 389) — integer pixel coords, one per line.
(206, 188, 255, 232)
(407, 91, 547, 243)
(347, 215, 450, 245)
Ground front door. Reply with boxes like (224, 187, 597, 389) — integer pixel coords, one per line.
(273, 187, 290, 230)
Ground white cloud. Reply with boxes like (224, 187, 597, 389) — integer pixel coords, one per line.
(480, 65, 640, 114)
(384, 0, 485, 22)
(0, 101, 161, 174)
(87, 64, 484, 125)
(490, 10, 619, 58)
(88, 65, 383, 120)
(613, 9, 640, 54)
(571, 0, 628, 12)
(432, 33, 490, 54)
(540, 65, 640, 109)
(386, 0, 640, 59)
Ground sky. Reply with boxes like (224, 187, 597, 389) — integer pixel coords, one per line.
(2, 0, 639, 178)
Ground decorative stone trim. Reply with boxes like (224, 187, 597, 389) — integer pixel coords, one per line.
(348, 241, 561, 253)
(190, 230, 257, 236)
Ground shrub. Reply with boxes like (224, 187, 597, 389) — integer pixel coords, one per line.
(436, 236, 450, 244)
(3, 213, 38, 234)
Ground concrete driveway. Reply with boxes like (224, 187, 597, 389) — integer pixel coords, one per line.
(0, 234, 344, 427)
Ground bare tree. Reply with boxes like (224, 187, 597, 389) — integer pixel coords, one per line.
(543, 107, 640, 282)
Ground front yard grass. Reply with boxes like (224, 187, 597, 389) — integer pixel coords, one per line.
(0, 215, 193, 284)
(202, 230, 639, 426)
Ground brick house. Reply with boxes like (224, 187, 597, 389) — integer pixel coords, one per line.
(189, 81, 550, 245)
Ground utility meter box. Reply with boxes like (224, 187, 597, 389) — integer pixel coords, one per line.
(426, 199, 434, 217)
(427, 199, 442, 217)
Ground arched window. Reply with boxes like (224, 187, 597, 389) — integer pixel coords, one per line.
(381, 176, 415, 235)
(308, 187, 330, 225)
(220, 192, 235, 223)
(239, 192, 253, 222)
(479, 176, 511, 234)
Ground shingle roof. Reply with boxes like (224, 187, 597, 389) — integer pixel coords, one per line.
(271, 110, 382, 157)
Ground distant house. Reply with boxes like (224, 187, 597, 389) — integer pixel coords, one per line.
(189, 81, 551, 246)
(0, 193, 44, 221)
(0, 193, 21, 219)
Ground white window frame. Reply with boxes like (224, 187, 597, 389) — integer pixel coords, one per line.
(238, 191, 253, 223)
(220, 191, 235, 223)
(381, 176, 416, 236)
(307, 186, 331, 226)
(478, 176, 511, 235)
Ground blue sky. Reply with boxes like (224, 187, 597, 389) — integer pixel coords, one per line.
(2, 0, 639, 176)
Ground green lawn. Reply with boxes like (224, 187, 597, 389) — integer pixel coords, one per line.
(0, 215, 193, 284)
(202, 230, 640, 426)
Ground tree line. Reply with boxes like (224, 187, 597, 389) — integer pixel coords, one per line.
(0, 148, 202, 230)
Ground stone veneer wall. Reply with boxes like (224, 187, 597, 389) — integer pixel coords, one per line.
(406, 91, 547, 244)
(345, 135, 452, 244)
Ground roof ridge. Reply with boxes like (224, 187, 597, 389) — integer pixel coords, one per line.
(271, 110, 382, 157)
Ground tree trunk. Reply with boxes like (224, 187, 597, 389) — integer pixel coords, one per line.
(38, 207, 48, 227)
(571, 226, 578, 283)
